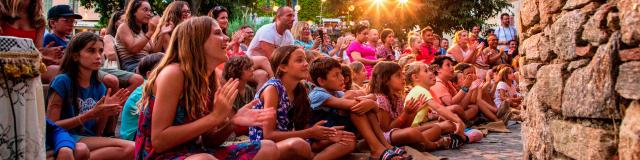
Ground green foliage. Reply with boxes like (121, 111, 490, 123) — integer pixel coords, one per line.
(365, 0, 512, 36)
(78, 0, 126, 27)
(296, 0, 320, 22)
(228, 16, 271, 36)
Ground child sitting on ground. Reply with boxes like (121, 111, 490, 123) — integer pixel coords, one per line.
(349, 62, 367, 91)
(494, 66, 523, 121)
(223, 56, 259, 136)
(309, 57, 410, 159)
(134, 17, 278, 159)
(46, 32, 134, 159)
(367, 62, 468, 151)
(119, 53, 163, 141)
(250, 46, 354, 160)
(404, 62, 468, 149)
(453, 63, 502, 123)
(46, 119, 90, 160)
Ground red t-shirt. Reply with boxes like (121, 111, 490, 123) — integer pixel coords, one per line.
(417, 43, 437, 64)
(0, 24, 37, 41)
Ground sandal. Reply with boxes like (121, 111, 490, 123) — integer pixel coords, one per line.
(436, 136, 452, 149)
(448, 134, 468, 149)
(380, 148, 411, 160)
(391, 146, 412, 160)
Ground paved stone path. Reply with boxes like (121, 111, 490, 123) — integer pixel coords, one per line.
(429, 122, 523, 160)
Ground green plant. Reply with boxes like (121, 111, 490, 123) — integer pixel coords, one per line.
(228, 16, 272, 36)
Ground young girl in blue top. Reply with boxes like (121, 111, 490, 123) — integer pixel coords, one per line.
(46, 32, 135, 159)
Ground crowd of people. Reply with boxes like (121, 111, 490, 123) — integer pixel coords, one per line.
(0, 0, 523, 159)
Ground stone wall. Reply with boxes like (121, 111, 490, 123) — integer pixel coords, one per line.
(518, 0, 640, 159)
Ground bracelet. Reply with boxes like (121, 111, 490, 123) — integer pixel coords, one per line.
(461, 86, 469, 93)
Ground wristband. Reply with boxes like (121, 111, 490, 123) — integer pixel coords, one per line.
(461, 86, 469, 93)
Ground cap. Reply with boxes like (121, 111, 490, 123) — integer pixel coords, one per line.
(48, 5, 83, 20)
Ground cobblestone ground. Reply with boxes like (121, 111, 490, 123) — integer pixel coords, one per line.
(429, 121, 523, 160)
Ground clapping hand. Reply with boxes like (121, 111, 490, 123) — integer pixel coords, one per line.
(404, 94, 427, 115)
(211, 79, 239, 119)
(91, 88, 129, 118)
(232, 100, 276, 127)
(328, 126, 356, 145)
(160, 22, 174, 34)
(307, 120, 337, 140)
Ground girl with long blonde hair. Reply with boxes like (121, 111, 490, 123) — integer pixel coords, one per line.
(135, 16, 278, 159)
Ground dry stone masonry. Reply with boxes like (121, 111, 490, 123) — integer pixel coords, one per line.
(518, 0, 640, 159)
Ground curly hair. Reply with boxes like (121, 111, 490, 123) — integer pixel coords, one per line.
(223, 56, 254, 80)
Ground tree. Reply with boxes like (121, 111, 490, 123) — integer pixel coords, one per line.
(355, 0, 511, 36)
(78, 0, 126, 27)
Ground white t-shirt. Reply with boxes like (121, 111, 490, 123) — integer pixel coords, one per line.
(494, 26, 517, 52)
(246, 23, 295, 56)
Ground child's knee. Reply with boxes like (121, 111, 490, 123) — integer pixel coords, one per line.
(119, 140, 135, 157)
(102, 74, 120, 89)
(185, 153, 216, 160)
(253, 70, 268, 81)
(438, 121, 455, 133)
(259, 140, 279, 156)
(128, 74, 144, 87)
(74, 143, 90, 160)
(279, 137, 309, 150)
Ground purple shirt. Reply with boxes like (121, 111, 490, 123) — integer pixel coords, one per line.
(346, 40, 377, 77)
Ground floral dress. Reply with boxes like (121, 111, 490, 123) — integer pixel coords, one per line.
(375, 94, 404, 119)
(249, 78, 294, 141)
(135, 96, 261, 160)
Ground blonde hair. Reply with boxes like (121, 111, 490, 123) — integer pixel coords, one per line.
(452, 30, 468, 45)
(404, 62, 428, 87)
(140, 16, 219, 120)
(291, 21, 309, 40)
(497, 67, 513, 83)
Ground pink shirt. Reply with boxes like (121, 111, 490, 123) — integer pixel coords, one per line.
(346, 40, 377, 77)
